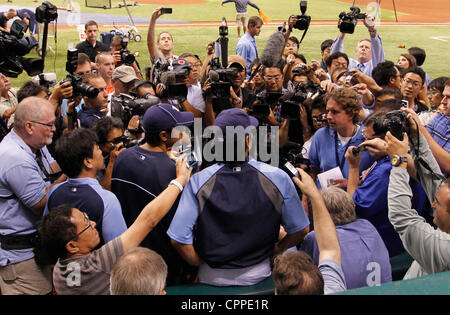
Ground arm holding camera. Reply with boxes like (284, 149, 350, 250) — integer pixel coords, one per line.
(402, 107, 450, 174)
(100, 141, 126, 191)
(48, 81, 73, 112)
(344, 145, 362, 197)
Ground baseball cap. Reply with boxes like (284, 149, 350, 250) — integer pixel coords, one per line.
(227, 55, 246, 70)
(214, 108, 258, 138)
(142, 103, 194, 132)
(112, 65, 138, 83)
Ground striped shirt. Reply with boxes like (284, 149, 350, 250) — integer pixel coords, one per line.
(53, 237, 123, 295)
(426, 113, 450, 153)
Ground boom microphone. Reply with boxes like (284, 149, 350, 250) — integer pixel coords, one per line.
(260, 31, 286, 68)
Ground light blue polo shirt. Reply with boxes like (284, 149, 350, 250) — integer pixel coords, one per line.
(309, 125, 375, 181)
(0, 130, 54, 266)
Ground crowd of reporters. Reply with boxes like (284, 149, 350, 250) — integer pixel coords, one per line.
(0, 4, 449, 296)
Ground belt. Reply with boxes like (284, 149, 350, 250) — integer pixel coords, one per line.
(0, 232, 39, 250)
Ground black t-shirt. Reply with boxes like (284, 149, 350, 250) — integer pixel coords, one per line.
(111, 146, 197, 285)
(75, 40, 109, 62)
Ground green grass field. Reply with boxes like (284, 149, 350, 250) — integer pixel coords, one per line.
(7, 0, 449, 87)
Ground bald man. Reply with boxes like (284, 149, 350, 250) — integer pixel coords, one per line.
(0, 97, 65, 295)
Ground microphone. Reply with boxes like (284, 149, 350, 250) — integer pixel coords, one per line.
(260, 31, 286, 68)
(208, 70, 220, 82)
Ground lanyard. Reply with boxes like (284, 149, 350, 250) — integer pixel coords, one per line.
(334, 125, 358, 171)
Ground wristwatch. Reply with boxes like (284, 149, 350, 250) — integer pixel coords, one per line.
(391, 155, 408, 167)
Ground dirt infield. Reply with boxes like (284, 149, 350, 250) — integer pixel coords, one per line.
(337, 0, 450, 23)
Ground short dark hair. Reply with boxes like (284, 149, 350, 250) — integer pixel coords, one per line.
(407, 47, 426, 66)
(37, 204, 77, 264)
(377, 88, 402, 100)
(144, 128, 172, 147)
(292, 53, 307, 64)
(273, 251, 324, 295)
(403, 66, 426, 86)
(77, 53, 91, 66)
(320, 39, 334, 52)
(85, 20, 98, 30)
(248, 16, 263, 27)
(325, 52, 349, 68)
(429, 76, 449, 93)
(372, 61, 398, 87)
(17, 81, 49, 103)
(91, 117, 123, 146)
(54, 128, 99, 178)
(288, 36, 299, 48)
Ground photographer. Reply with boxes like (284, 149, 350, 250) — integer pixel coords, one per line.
(344, 109, 427, 257)
(0, 72, 18, 128)
(110, 35, 143, 81)
(77, 73, 108, 128)
(147, 7, 177, 64)
(330, 10, 384, 78)
(386, 126, 450, 279)
(155, 58, 203, 118)
(91, 117, 126, 191)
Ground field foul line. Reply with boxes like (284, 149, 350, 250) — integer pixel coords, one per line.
(430, 36, 450, 42)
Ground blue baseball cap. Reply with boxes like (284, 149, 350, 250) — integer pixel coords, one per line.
(142, 103, 194, 132)
(214, 108, 259, 138)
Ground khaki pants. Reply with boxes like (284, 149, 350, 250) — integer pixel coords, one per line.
(0, 258, 52, 295)
(236, 12, 248, 28)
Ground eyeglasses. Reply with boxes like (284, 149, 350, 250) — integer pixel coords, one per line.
(68, 212, 92, 243)
(30, 120, 55, 128)
(264, 75, 282, 82)
(403, 79, 422, 89)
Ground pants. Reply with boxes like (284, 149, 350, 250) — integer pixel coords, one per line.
(0, 258, 52, 295)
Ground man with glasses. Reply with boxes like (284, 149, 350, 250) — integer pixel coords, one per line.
(400, 67, 429, 114)
(0, 97, 66, 295)
(344, 109, 427, 257)
(44, 128, 127, 248)
(37, 154, 191, 294)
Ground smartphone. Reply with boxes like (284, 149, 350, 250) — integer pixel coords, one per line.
(284, 162, 301, 179)
(352, 145, 368, 155)
(160, 8, 172, 14)
(186, 151, 199, 169)
(401, 100, 409, 108)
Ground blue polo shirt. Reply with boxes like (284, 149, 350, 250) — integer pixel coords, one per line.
(236, 32, 258, 77)
(77, 106, 104, 128)
(0, 130, 54, 266)
(309, 125, 375, 181)
(167, 159, 309, 284)
(300, 218, 392, 290)
(353, 156, 426, 257)
(45, 177, 127, 244)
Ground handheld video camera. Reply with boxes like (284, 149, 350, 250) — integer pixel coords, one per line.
(0, 19, 42, 77)
(338, 6, 367, 34)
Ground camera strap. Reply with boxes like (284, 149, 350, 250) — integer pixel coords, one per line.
(298, 25, 309, 46)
